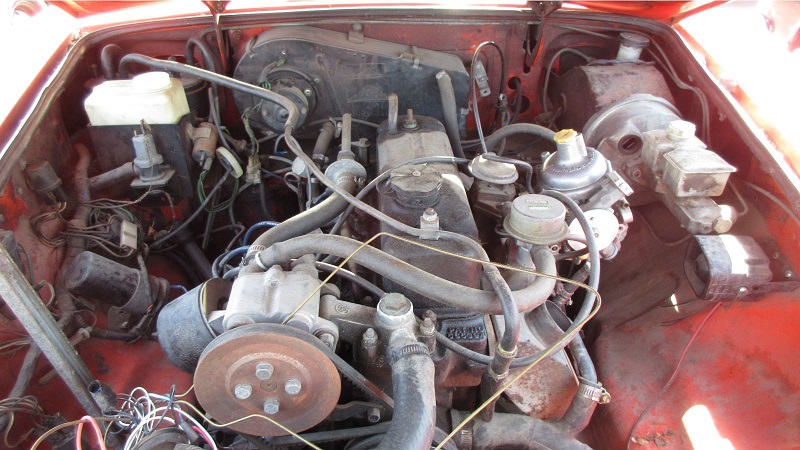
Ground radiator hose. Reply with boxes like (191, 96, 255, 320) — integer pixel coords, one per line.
(376, 347, 436, 450)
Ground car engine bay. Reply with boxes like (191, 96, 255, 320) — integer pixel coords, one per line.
(1, 6, 799, 450)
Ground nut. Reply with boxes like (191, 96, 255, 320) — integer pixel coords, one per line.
(233, 383, 252, 399)
(362, 328, 378, 347)
(284, 379, 302, 395)
(403, 109, 418, 130)
(255, 362, 274, 380)
(263, 398, 280, 415)
(420, 317, 435, 336)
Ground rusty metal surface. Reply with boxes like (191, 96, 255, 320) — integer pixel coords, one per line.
(498, 316, 578, 420)
(194, 323, 340, 436)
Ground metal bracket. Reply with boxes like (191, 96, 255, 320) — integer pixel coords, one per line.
(527, 1, 562, 17)
(348, 23, 365, 43)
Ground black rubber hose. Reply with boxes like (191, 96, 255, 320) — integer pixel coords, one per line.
(554, 336, 599, 437)
(435, 71, 466, 159)
(118, 54, 299, 130)
(89, 328, 138, 342)
(484, 267, 520, 358)
(247, 178, 357, 257)
(434, 190, 601, 368)
(257, 234, 556, 315)
(540, 191, 600, 332)
(483, 152, 535, 193)
(483, 123, 557, 152)
(314, 261, 386, 298)
(88, 162, 136, 192)
(185, 37, 219, 73)
(313, 121, 336, 159)
(100, 44, 123, 80)
(464, 411, 591, 450)
(179, 233, 214, 279)
(377, 350, 436, 450)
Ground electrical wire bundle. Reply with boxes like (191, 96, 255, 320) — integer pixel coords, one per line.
(31, 189, 178, 258)
(0, 396, 50, 448)
(105, 386, 217, 450)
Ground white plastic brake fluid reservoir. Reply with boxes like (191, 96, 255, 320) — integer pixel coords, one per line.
(84, 72, 190, 126)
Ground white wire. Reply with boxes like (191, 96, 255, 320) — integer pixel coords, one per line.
(119, 388, 218, 450)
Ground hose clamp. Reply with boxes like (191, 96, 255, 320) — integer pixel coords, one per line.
(496, 343, 518, 359)
(250, 245, 268, 270)
(577, 377, 611, 404)
(388, 343, 430, 365)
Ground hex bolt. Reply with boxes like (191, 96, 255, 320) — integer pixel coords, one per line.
(318, 332, 336, 350)
(737, 286, 749, 296)
(284, 379, 302, 395)
(367, 407, 381, 423)
(379, 293, 411, 316)
(263, 398, 280, 415)
(255, 362, 274, 380)
(233, 383, 252, 399)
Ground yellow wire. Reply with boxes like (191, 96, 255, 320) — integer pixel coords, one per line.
(434, 295, 601, 449)
(176, 400, 322, 450)
(270, 230, 602, 450)
(175, 384, 195, 399)
(281, 234, 382, 324)
(282, 231, 596, 324)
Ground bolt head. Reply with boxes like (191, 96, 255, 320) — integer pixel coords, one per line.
(713, 217, 733, 234)
(367, 407, 381, 423)
(318, 332, 336, 349)
(256, 362, 274, 380)
(284, 378, 302, 395)
(785, 270, 794, 278)
(233, 383, 252, 399)
(263, 398, 280, 414)
(737, 286, 749, 295)
(303, 88, 313, 97)
(379, 294, 411, 316)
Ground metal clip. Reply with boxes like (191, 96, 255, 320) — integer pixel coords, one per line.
(578, 377, 611, 404)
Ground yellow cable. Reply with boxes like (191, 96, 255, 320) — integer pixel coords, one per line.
(282, 231, 596, 324)
(281, 233, 382, 324)
(269, 230, 602, 450)
(434, 295, 601, 449)
(176, 400, 322, 450)
(175, 384, 194, 399)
